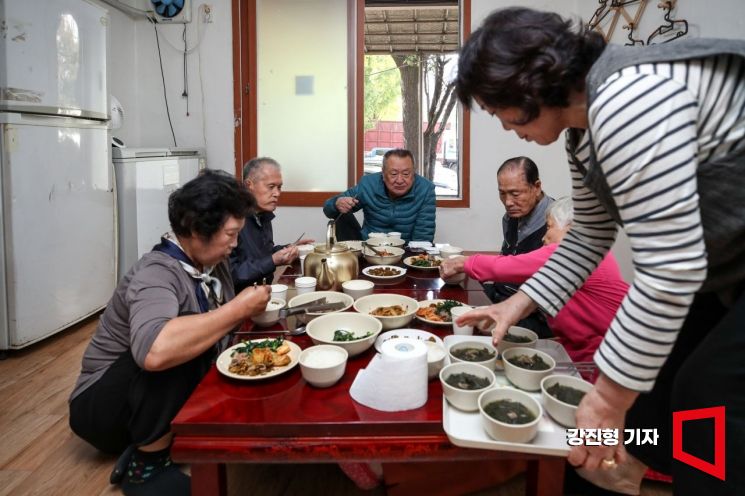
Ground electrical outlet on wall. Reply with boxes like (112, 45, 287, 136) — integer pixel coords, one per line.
(202, 4, 213, 23)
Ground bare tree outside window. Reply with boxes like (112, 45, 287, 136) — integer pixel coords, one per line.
(364, 5, 461, 198)
(421, 54, 458, 185)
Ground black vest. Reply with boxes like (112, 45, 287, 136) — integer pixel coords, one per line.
(569, 38, 745, 295)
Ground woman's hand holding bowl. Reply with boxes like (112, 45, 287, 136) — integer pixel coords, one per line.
(569, 374, 640, 471)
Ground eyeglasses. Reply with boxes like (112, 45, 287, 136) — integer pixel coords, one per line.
(386, 170, 414, 179)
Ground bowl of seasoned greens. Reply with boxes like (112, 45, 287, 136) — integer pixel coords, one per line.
(305, 312, 383, 357)
(497, 326, 538, 356)
(478, 387, 543, 443)
(502, 347, 556, 391)
(440, 362, 496, 412)
(540, 374, 593, 427)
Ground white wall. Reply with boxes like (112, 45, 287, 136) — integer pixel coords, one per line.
(107, 0, 745, 279)
(107, 0, 235, 170)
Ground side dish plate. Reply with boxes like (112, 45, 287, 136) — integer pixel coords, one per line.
(216, 340, 302, 381)
(415, 299, 466, 326)
(362, 265, 407, 280)
(403, 255, 443, 270)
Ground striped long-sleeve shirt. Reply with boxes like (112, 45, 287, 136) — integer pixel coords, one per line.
(521, 54, 745, 392)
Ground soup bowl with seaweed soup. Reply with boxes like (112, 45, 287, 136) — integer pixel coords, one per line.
(478, 387, 543, 443)
(540, 374, 594, 427)
(447, 340, 498, 370)
(439, 362, 496, 412)
(497, 326, 538, 356)
(502, 347, 556, 391)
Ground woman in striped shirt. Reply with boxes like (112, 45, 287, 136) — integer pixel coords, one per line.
(455, 7, 745, 495)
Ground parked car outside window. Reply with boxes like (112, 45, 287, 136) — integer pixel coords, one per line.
(363, 147, 394, 174)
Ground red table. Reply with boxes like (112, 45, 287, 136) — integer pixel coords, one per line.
(171, 258, 566, 495)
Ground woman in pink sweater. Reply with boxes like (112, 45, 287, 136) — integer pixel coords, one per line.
(440, 197, 628, 364)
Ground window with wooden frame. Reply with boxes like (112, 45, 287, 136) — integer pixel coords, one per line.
(232, 0, 470, 207)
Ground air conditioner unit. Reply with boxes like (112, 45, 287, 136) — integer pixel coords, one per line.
(149, 0, 191, 24)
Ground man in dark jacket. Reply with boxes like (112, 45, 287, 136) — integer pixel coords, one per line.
(230, 157, 313, 292)
(485, 156, 554, 336)
(498, 156, 553, 255)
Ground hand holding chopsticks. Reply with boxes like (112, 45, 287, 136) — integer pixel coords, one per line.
(291, 232, 306, 245)
(334, 195, 358, 215)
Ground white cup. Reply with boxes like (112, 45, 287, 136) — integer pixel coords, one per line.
(450, 305, 474, 335)
(440, 245, 464, 259)
(297, 244, 315, 257)
(368, 232, 386, 238)
(271, 284, 288, 302)
(387, 231, 402, 239)
(295, 276, 317, 295)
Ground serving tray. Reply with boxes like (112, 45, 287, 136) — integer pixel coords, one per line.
(442, 335, 578, 457)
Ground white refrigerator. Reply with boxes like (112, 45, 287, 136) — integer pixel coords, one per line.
(0, 0, 115, 350)
(113, 147, 205, 281)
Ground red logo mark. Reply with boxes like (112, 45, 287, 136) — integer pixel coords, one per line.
(672, 406, 725, 481)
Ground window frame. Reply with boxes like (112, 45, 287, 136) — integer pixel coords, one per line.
(232, 0, 470, 207)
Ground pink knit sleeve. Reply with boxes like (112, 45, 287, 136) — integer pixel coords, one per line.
(463, 245, 556, 284)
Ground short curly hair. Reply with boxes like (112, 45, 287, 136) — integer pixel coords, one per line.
(169, 169, 255, 240)
(456, 7, 605, 122)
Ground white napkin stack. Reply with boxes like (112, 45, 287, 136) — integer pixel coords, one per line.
(350, 338, 428, 412)
(408, 241, 433, 249)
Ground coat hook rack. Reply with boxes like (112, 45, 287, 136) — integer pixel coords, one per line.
(647, 0, 688, 45)
(588, 0, 648, 44)
(623, 22, 645, 46)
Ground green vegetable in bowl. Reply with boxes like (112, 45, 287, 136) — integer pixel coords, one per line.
(333, 329, 374, 342)
(434, 300, 462, 319)
(232, 337, 284, 355)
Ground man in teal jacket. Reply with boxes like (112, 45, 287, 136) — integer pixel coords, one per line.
(323, 149, 436, 242)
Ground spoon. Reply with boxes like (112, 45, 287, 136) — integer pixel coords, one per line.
(234, 325, 307, 337)
(363, 241, 387, 256)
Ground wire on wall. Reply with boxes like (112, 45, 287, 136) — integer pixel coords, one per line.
(197, 9, 208, 151)
(151, 19, 178, 147)
(148, 4, 212, 147)
(182, 24, 190, 116)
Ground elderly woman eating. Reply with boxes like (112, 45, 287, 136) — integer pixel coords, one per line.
(68, 170, 270, 496)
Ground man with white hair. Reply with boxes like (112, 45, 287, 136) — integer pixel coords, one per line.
(230, 157, 313, 292)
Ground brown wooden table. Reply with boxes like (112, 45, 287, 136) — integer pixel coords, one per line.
(171, 255, 566, 495)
